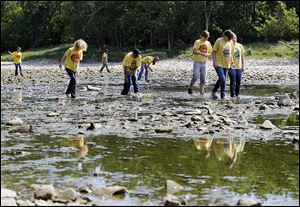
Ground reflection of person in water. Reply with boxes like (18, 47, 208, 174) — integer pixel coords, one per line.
(213, 138, 245, 168)
(65, 134, 88, 158)
(194, 138, 213, 159)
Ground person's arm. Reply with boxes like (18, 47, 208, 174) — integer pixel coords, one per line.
(212, 51, 217, 68)
(193, 48, 208, 57)
(59, 54, 66, 69)
(124, 66, 129, 83)
(230, 55, 235, 69)
(8, 51, 12, 55)
(241, 46, 245, 70)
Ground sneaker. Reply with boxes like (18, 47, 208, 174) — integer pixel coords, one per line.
(188, 88, 193, 94)
(71, 94, 76, 98)
(211, 92, 219, 99)
(107, 70, 111, 73)
(66, 93, 71, 98)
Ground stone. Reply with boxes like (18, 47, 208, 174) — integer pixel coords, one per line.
(1, 198, 17, 206)
(293, 106, 299, 111)
(35, 199, 54, 206)
(165, 180, 183, 194)
(184, 110, 202, 116)
(260, 120, 276, 130)
(182, 122, 192, 128)
(1, 188, 17, 198)
(164, 194, 187, 206)
(32, 185, 58, 200)
(8, 125, 33, 133)
(155, 128, 173, 133)
(6, 117, 23, 126)
(259, 105, 268, 110)
(191, 116, 202, 121)
(79, 186, 93, 194)
(95, 186, 128, 197)
(237, 198, 261, 206)
(87, 85, 102, 91)
(16, 199, 35, 206)
(61, 188, 76, 201)
(67, 202, 85, 206)
(46, 112, 59, 117)
(277, 94, 294, 107)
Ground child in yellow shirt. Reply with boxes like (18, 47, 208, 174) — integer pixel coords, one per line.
(100, 49, 110, 74)
(8, 47, 23, 76)
(137, 56, 159, 82)
(59, 39, 87, 98)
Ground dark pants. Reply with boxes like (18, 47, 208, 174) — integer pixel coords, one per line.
(100, 62, 110, 72)
(65, 68, 77, 97)
(212, 67, 228, 99)
(15, 64, 22, 76)
(229, 69, 243, 97)
(121, 71, 139, 95)
(138, 62, 149, 81)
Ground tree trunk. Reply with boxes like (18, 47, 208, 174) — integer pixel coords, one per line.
(204, 1, 213, 30)
(168, 30, 171, 50)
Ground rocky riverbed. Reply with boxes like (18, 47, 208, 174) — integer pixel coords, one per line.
(1, 58, 299, 206)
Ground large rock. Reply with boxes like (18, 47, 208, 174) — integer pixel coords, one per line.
(59, 188, 76, 201)
(79, 186, 93, 194)
(6, 117, 23, 126)
(1, 189, 17, 198)
(277, 94, 294, 107)
(16, 199, 35, 206)
(8, 125, 33, 133)
(155, 127, 173, 133)
(47, 112, 59, 117)
(1, 198, 17, 206)
(165, 180, 183, 194)
(31, 184, 58, 200)
(94, 186, 128, 197)
(164, 194, 187, 206)
(260, 120, 276, 130)
(237, 198, 261, 206)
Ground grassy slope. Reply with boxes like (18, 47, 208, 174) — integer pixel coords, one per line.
(1, 40, 298, 62)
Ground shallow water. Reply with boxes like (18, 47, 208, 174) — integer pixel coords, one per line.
(1, 136, 299, 206)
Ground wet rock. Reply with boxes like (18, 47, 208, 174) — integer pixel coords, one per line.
(277, 94, 294, 107)
(184, 110, 202, 116)
(199, 106, 213, 115)
(260, 120, 276, 130)
(142, 200, 154, 206)
(47, 112, 59, 117)
(237, 198, 261, 206)
(182, 122, 192, 128)
(67, 202, 85, 206)
(1, 188, 17, 198)
(92, 201, 105, 206)
(215, 201, 230, 206)
(86, 123, 101, 130)
(164, 194, 187, 206)
(255, 101, 262, 104)
(8, 125, 33, 133)
(87, 85, 102, 91)
(155, 127, 173, 133)
(1, 198, 17, 206)
(293, 106, 299, 111)
(94, 186, 128, 197)
(61, 188, 76, 201)
(259, 105, 268, 110)
(79, 186, 93, 194)
(16, 199, 35, 206)
(35, 199, 58, 206)
(191, 116, 202, 121)
(31, 184, 58, 200)
(127, 117, 138, 122)
(6, 117, 23, 126)
(165, 180, 183, 194)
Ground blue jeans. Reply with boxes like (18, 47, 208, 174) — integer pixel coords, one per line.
(212, 67, 228, 99)
(229, 69, 243, 97)
(15, 64, 22, 76)
(138, 62, 149, 81)
(121, 71, 139, 95)
(65, 68, 77, 97)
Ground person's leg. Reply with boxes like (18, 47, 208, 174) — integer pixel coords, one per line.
(199, 62, 207, 95)
(106, 64, 110, 73)
(138, 62, 145, 81)
(19, 64, 23, 76)
(100, 64, 105, 72)
(212, 67, 225, 95)
(70, 72, 77, 98)
(145, 65, 149, 81)
(15, 64, 18, 76)
(220, 68, 228, 99)
(229, 69, 236, 97)
(121, 71, 131, 95)
(235, 69, 243, 97)
(65, 68, 76, 97)
(188, 62, 200, 94)
(132, 72, 140, 93)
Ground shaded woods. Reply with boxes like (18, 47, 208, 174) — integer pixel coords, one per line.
(1, 1, 299, 51)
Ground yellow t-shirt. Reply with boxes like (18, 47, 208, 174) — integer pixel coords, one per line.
(232, 43, 245, 69)
(11, 51, 22, 64)
(142, 56, 154, 65)
(64, 47, 83, 72)
(122, 52, 142, 73)
(213, 37, 234, 68)
(193, 39, 212, 62)
(102, 52, 108, 62)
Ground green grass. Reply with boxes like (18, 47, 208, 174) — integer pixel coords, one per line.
(1, 40, 298, 62)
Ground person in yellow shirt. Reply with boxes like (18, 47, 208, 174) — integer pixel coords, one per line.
(194, 138, 213, 159)
(8, 47, 23, 76)
(59, 39, 87, 98)
(121, 49, 142, 95)
(100, 49, 110, 74)
(188, 30, 213, 96)
(211, 30, 234, 100)
(137, 56, 159, 82)
(229, 33, 245, 99)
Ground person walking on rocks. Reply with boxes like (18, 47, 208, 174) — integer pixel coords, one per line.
(187, 30, 213, 96)
(8, 46, 23, 76)
(228, 33, 245, 99)
(211, 30, 234, 100)
(121, 49, 142, 95)
(100, 48, 110, 74)
(137, 56, 159, 82)
(59, 39, 87, 98)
